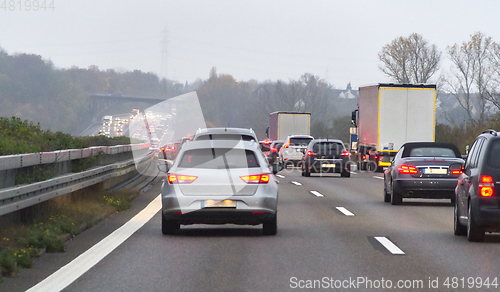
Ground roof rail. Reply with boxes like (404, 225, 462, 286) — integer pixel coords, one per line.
(482, 129, 498, 136)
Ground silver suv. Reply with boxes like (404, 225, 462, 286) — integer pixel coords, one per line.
(279, 135, 314, 168)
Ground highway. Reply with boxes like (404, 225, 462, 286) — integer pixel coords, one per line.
(4, 169, 500, 291)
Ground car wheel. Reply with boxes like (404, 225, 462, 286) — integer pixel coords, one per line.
(301, 163, 305, 176)
(454, 199, 467, 236)
(272, 163, 279, 175)
(263, 213, 277, 235)
(162, 214, 180, 235)
(450, 194, 456, 205)
(341, 169, 350, 178)
(467, 203, 485, 242)
(304, 165, 310, 177)
(383, 182, 391, 203)
(391, 185, 402, 205)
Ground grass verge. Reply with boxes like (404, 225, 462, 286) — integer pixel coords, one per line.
(0, 188, 138, 279)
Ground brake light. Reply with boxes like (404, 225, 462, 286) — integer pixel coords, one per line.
(374, 155, 378, 160)
(168, 174, 198, 184)
(240, 174, 270, 184)
(362, 155, 366, 160)
(340, 151, 350, 157)
(479, 175, 495, 197)
(307, 151, 317, 156)
(451, 170, 463, 175)
(398, 165, 418, 174)
(263, 141, 271, 145)
(283, 142, 289, 149)
(271, 147, 277, 153)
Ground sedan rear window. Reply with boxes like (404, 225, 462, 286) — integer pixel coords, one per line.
(178, 148, 260, 169)
(487, 139, 500, 168)
(289, 138, 313, 146)
(409, 147, 456, 157)
(312, 142, 343, 154)
(196, 134, 255, 141)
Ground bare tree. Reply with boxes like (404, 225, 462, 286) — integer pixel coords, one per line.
(378, 33, 441, 83)
(486, 42, 500, 110)
(446, 32, 494, 125)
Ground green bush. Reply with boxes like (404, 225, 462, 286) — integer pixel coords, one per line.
(0, 248, 17, 276)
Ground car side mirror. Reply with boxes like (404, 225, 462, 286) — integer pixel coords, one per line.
(157, 163, 170, 173)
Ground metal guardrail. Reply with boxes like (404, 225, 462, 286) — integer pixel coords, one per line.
(0, 152, 154, 216)
(0, 142, 155, 216)
(0, 143, 151, 171)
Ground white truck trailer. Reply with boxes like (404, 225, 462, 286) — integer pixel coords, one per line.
(353, 84, 436, 171)
(267, 112, 311, 141)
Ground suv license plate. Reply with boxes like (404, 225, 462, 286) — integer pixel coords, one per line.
(322, 164, 335, 168)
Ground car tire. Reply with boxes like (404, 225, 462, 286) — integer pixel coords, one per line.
(162, 214, 180, 235)
(467, 203, 485, 242)
(304, 166, 310, 177)
(383, 183, 391, 203)
(263, 214, 277, 235)
(391, 182, 402, 205)
(450, 194, 456, 205)
(341, 169, 350, 178)
(454, 199, 467, 236)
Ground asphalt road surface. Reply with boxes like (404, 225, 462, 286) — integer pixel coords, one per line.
(4, 168, 500, 291)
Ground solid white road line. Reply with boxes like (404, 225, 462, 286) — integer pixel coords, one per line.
(310, 191, 324, 197)
(350, 172, 357, 175)
(373, 176, 384, 180)
(276, 174, 285, 178)
(291, 181, 302, 186)
(336, 207, 355, 216)
(27, 194, 162, 292)
(374, 237, 405, 255)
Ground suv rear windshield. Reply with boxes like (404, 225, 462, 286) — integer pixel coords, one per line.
(487, 139, 500, 168)
(178, 148, 260, 169)
(312, 142, 343, 154)
(196, 134, 255, 141)
(289, 138, 313, 146)
(408, 147, 457, 157)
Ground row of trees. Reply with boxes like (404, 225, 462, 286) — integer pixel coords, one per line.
(0, 50, 186, 135)
(379, 32, 500, 127)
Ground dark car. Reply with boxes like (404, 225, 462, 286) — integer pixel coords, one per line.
(454, 130, 500, 241)
(268, 140, 284, 163)
(301, 139, 351, 177)
(259, 140, 272, 158)
(383, 142, 464, 205)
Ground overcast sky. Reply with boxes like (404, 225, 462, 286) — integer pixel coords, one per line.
(1, 0, 499, 89)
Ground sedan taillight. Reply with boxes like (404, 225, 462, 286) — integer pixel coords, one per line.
(307, 151, 317, 156)
(240, 174, 270, 184)
(479, 175, 495, 197)
(398, 165, 417, 174)
(168, 174, 198, 184)
(340, 151, 350, 157)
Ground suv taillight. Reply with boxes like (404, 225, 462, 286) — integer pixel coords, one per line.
(168, 174, 198, 184)
(479, 175, 495, 197)
(240, 174, 269, 184)
(398, 165, 417, 174)
(307, 151, 317, 156)
(340, 151, 350, 157)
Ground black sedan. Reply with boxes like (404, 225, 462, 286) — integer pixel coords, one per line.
(301, 139, 351, 177)
(384, 142, 464, 205)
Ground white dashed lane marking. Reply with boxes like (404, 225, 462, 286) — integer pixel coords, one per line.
(374, 237, 405, 255)
(276, 174, 285, 178)
(373, 176, 384, 180)
(336, 207, 355, 216)
(291, 181, 302, 186)
(310, 191, 324, 197)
